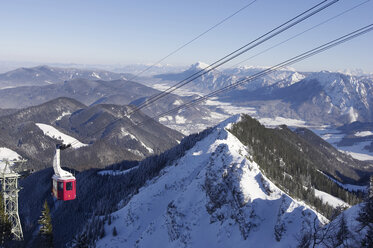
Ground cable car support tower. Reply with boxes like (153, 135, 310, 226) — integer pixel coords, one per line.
(0, 159, 25, 241)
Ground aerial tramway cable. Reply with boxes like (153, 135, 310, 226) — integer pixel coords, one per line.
(128, 0, 339, 116)
(130, 24, 373, 130)
(232, 0, 370, 68)
(70, 23, 373, 147)
(70, 0, 340, 147)
(126, 0, 259, 82)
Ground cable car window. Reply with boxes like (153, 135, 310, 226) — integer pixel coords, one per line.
(58, 182, 64, 191)
(66, 182, 73, 191)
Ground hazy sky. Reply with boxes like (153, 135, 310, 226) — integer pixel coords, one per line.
(0, 0, 372, 72)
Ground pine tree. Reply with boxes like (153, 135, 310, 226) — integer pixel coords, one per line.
(357, 179, 373, 248)
(361, 226, 373, 248)
(71, 233, 90, 248)
(335, 213, 350, 247)
(38, 200, 53, 247)
(112, 226, 117, 236)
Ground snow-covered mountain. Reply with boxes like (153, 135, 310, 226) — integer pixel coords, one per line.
(301, 71, 372, 123)
(18, 114, 370, 247)
(154, 62, 233, 93)
(95, 116, 328, 248)
(155, 62, 305, 94)
(0, 65, 128, 89)
(0, 97, 183, 172)
(217, 70, 373, 126)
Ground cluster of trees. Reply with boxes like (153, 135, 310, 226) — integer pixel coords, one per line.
(229, 114, 362, 219)
(357, 179, 373, 247)
(296, 186, 373, 248)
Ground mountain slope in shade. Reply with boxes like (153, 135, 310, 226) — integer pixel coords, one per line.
(0, 78, 159, 109)
(0, 97, 183, 171)
(96, 116, 326, 248)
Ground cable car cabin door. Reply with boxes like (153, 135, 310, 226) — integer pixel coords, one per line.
(52, 177, 76, 201)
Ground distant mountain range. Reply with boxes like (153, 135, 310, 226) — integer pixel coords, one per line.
(1, 64, 372, 134)
(0, 66, 214, 135)
(0, 65, 130, 89)
(155, 63, 373, 126)
(0, 97, 183, 172)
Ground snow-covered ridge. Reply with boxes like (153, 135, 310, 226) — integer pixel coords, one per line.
(96, 116, 326, 248)
(190, 61, 210, 70)
(35, 123, 88, 149)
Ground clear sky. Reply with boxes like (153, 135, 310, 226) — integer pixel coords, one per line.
(0, 0, 372, 72)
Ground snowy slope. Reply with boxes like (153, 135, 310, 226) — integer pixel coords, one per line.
(35, 123, 88, 148)
(0, 147, 21, 161)
(96, 116, 326, 248)
(314, 189, 349, 208)
(0, 147, 22, 173)
(317, 204, 367, 248)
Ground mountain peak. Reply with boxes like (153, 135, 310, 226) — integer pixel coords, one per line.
(190, 61, 210, 70)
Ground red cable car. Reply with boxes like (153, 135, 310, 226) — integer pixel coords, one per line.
(51, 144, 76, 201)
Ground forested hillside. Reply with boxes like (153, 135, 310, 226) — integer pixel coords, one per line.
(229, 115, 366, 218)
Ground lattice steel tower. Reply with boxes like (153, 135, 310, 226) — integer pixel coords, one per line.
(0, 159, 23, 241)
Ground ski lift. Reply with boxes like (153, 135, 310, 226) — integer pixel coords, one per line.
(51, 144, 76, 201)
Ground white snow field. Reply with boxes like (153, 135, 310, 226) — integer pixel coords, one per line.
(35, 123, 88, 148)
(354, 131, 373, 137)
(96, 116, 327, 248)
(314, 189, 349, 208)
(313, 128, 373, 161)
(0, 147, 22, 173)
(0, 147, 21, 161)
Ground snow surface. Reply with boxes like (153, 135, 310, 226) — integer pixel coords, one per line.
(92, 72, 101, 79)
(0, 147, 21, 161)
(96, 115, 326, 248)
(175, 115, 186, 124)
(317, 170, 367, 192)
(321, 204, 367, 247)
(313, 128, 373, 161)
(337, 140, 373, 161)
(0, 147, 22, 173)
(35, 123, 88, 149)
(341, 150, 373, 161)
(314, 189, 349, 208)
(98, 166, 138, 176)
(120, 128, 153, 153)
(258, 116, 306, 128)
(55, 111, 71, 121)
(354, 131, 373, 137)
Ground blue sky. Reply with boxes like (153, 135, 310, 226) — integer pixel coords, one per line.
(0, 0, 372, 72)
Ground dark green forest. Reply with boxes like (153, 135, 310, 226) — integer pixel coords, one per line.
(229, 114, 362, 219)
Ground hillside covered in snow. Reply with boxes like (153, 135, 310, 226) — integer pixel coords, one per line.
(93, 115, 364, 248)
